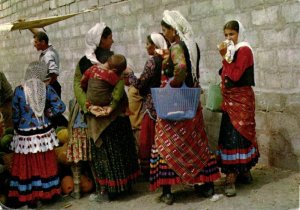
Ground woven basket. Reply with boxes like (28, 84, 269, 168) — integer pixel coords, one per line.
(151, 83, 200, 121)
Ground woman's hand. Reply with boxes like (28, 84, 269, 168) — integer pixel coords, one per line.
(218, 41, 227, 57)
(89, 105, 105, 117)
(102, 106, 113, 116)
(89, 105, 113, 117)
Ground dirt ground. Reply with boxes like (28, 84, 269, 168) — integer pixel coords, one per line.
(2, 164, 299, 210)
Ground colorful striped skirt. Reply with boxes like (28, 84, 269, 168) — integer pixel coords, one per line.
(150, 144, 220, 191)
(8, 150, 60, 202)
(217, 113, 259, 174)
(138, 114, 156, 177)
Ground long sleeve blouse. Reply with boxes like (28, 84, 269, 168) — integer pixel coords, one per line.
(74, 62, 124, 114)
(221, 46, 254, 87)
(128, 56, 161, 119)
(12, 85, 66, 130)
(168, 43, 188, 87)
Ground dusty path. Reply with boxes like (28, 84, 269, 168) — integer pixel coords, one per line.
(36, 165, 299, 210)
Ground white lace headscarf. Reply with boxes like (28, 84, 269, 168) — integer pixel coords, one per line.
(150, 33, 168, 50)
(223, 20, 253, 63)
(162, 10, 198, 80)
(85, 22, 107, 64)
(23, 61, 48, 119)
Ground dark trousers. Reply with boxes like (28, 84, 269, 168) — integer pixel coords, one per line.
(49, 80, 68, 128)
(49, 80, 61, 98)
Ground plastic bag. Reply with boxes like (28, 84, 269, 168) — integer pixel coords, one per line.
(206, 84, 223, 112)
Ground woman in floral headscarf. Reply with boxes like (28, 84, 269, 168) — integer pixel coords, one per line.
(8, 61, 66, 209)
(217, 20, 259, 197)
(149, 10, 220, 205)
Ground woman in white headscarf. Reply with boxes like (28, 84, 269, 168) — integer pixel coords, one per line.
(8, 61, 66, 209)
(67, 22, 114, 199)
(125, 32, 169, 180)
(217, 20, 259, 197)
(148, 10, 221, 205)
(74, 22, 114, 114)
(69, 23, 139, 201)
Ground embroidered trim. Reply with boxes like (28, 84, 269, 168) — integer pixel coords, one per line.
(10, 128, 59, 154)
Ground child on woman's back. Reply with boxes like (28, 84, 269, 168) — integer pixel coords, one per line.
(80, 54, 127, 116)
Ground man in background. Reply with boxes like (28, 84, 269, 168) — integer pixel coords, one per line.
(29, 28, 68, 127)
(30, 28, 61, 97)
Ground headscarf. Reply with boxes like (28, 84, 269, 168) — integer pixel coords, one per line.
(223, 20, 253, 63)
(85, 22, 107, 64)
(162, 10, 198, 80)
(23, 61, 48, 118)
(150, 33, 168, 50)
(235, 20, 253, 52)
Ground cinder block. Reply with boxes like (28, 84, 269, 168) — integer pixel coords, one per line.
(256, 50, 277, 68)
(282, 3, 300, 23)
(239, 0, 264, 9)
(212, 0, 235, 11)
(278, 49, 300, 67)
(252, 6, 279, 26)
(261, 27, 291, 47)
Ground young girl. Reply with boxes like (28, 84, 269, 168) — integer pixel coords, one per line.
(8, 61, 66, 208)
(217, 20, 259, 197)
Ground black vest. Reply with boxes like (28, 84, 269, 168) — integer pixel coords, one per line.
(139, 55, 162, 97)
(219, 49, 255, 88)
(79, 48, 114, 74)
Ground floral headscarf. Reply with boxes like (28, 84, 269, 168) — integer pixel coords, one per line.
(162, 10, 198, 80)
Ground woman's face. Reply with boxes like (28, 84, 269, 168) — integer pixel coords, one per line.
(162, 25, 176, 43)
(146, 40, 156, 56)
(224, 28, 239, 44)
(100, 33, 114, 50)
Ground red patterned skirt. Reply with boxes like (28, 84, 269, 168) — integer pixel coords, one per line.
(218, 86, 259, 173)
(150, 106, 220, 191)
(138, 114, 156, 176)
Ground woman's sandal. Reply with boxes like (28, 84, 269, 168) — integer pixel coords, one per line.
(194, 182, 215, 198)
(224, 173, 237, 197)
(159, 193, 174, 205)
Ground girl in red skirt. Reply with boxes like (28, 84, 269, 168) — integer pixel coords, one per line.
(8, 61, 66, 208)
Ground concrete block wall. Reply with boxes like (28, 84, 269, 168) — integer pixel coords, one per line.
(0, 0, 299, 170)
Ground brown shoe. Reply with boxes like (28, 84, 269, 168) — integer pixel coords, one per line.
(224, 173, 237, 197)
(225, 183, 236, 197)
(159, 193, 174, 205)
